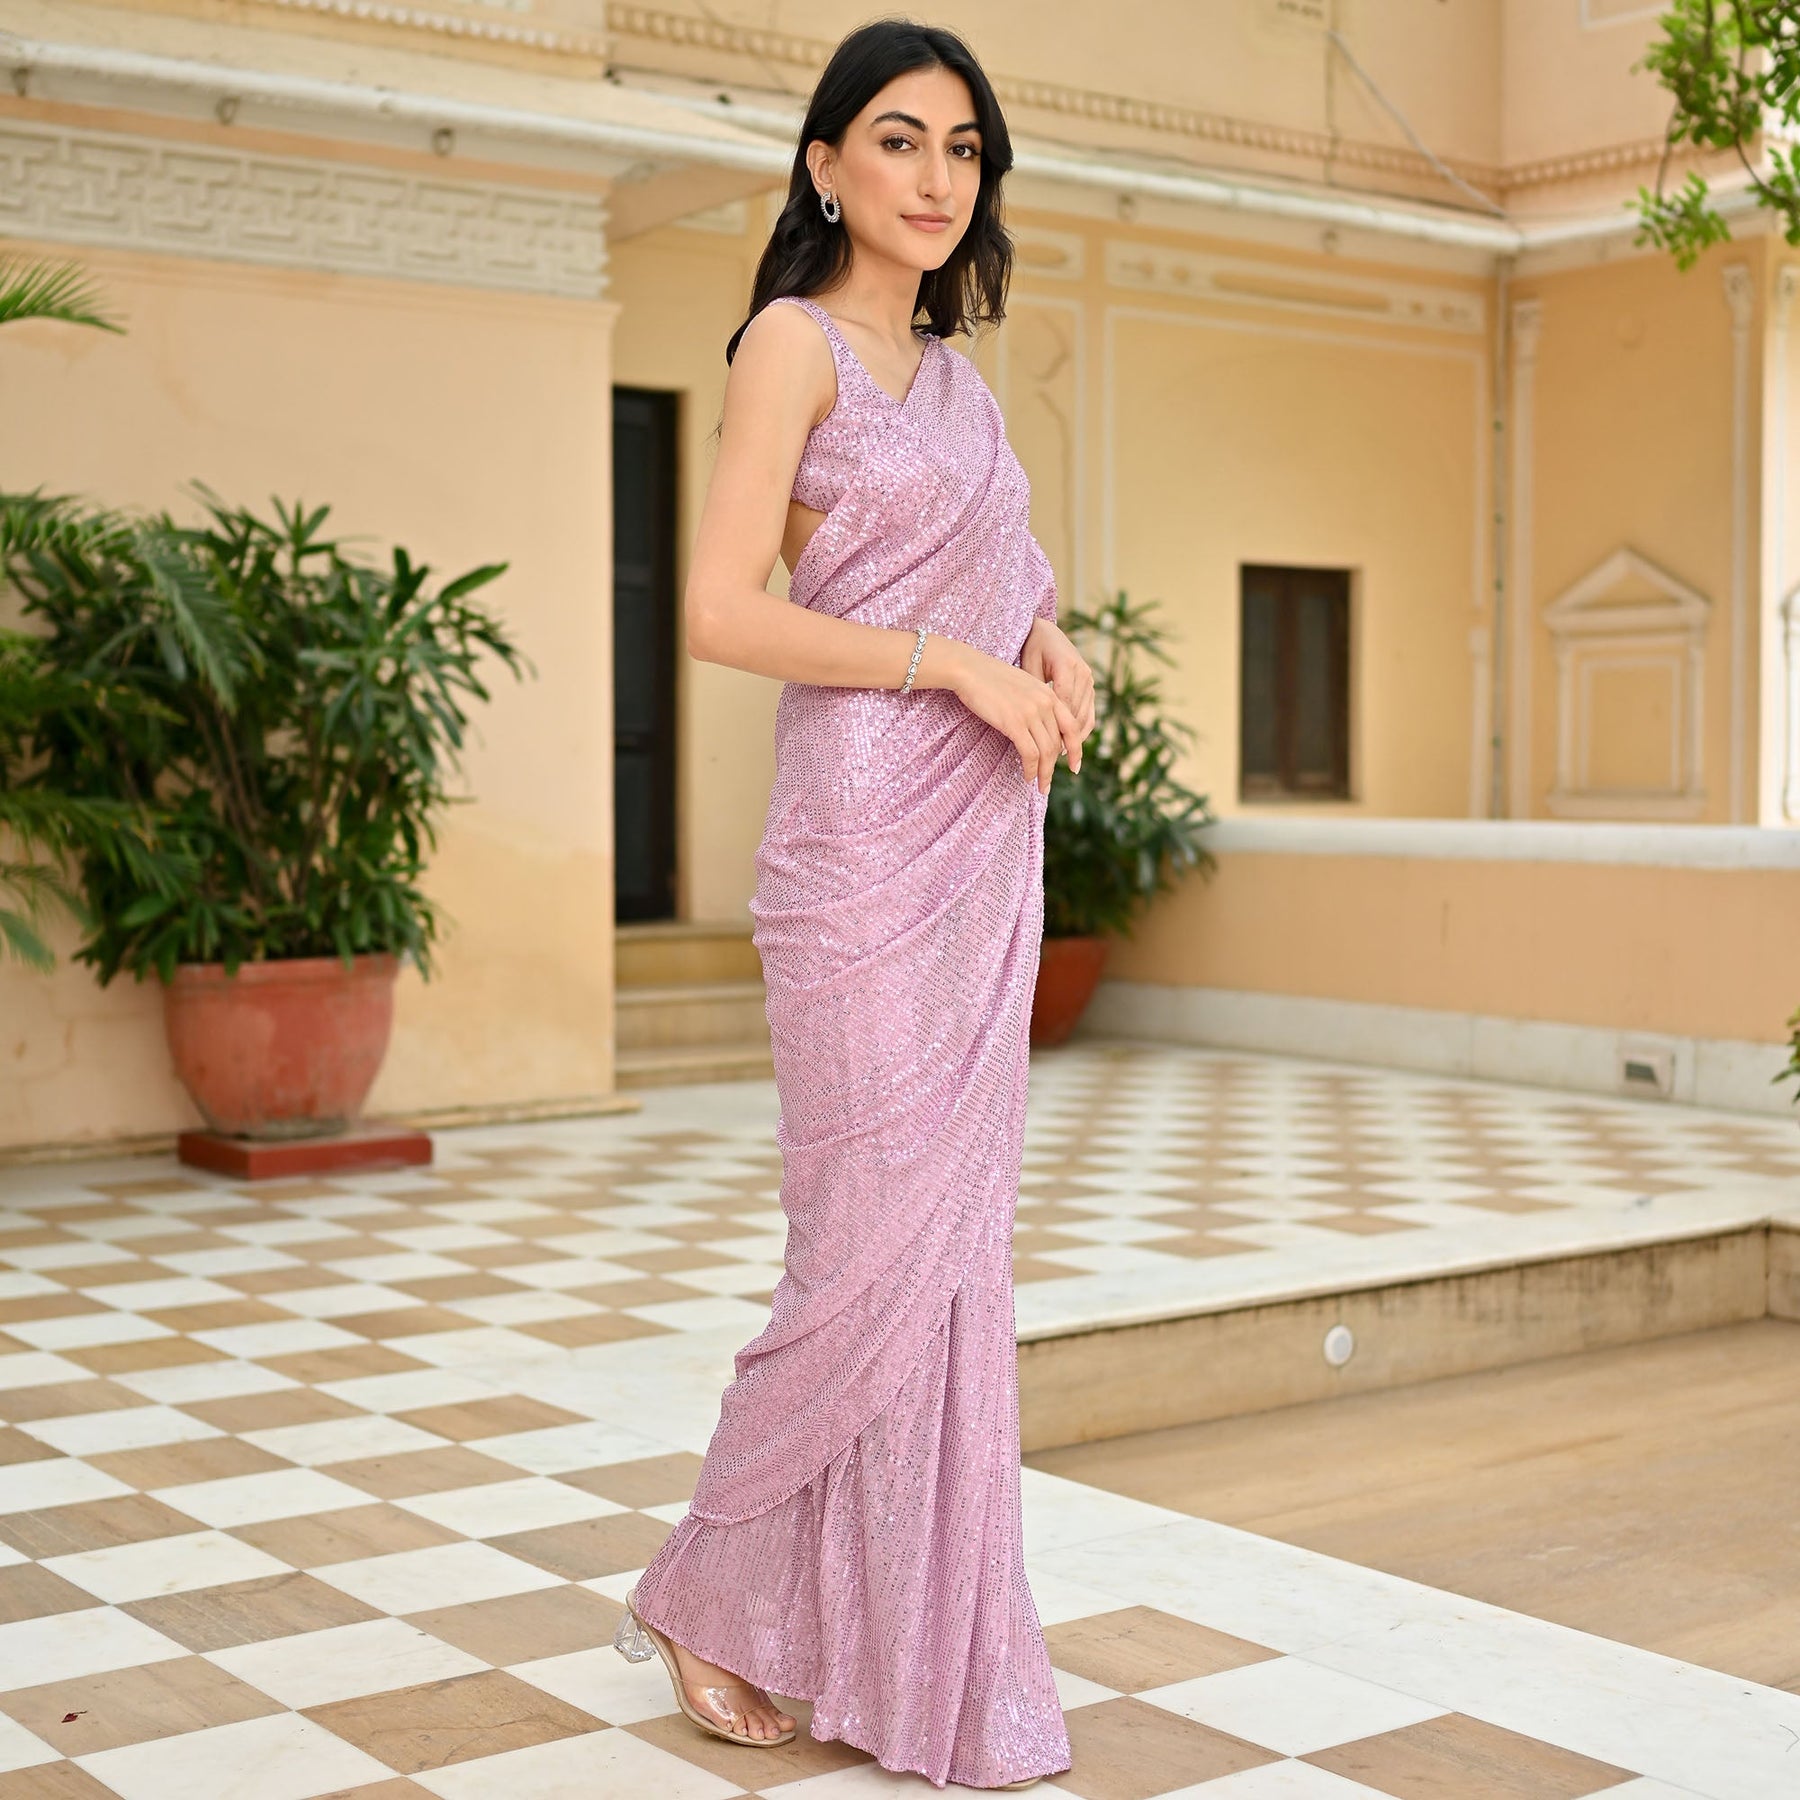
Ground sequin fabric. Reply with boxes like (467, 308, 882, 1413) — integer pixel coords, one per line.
(626, 293, 1071, 1790)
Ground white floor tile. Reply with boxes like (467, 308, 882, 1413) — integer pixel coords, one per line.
(0, 1711, 57, 1774)
(150, 1467, 374, 1528)
(206, 1616, 488, 1707)
(1140, 1656, 1445, 1755)
(76, 1277, 243, 1313)
(190, 1320, 365, 1359)
(6, 1312, 174, 1350)
(464, 1421, 674, 1475)
(395, 1477, 621, 1537)
(116, 1360, 300, 1405)
(0, 1351, 91, 1391)
(312, 1540, 565, 1613)
(42, 1531, 290, 1604)
(315, 1368, 505, 1414)
(510, 1645, 682, 1724)
(259, 1283, 427, 1320)
(0, 1458, 133, 1515)
(75, 1709, 392, 1800)
(411, 1728, 742, 1800)
(22, 1404, 224, 1458)
(0, 1606, 186, 1689)
(240, 1413, 447, 1467)
(1164, 1763, 1396, 1797)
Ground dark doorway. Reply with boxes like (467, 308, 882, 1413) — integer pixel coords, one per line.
(613, 386, 680, 921)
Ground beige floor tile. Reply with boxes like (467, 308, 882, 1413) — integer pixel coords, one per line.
(122, 1567, 386, 1649)
(1304, 1712, 1636, 1796)
(181, 1386, 368, 1435)
(0, 1298, 106, 1327)
(0, 1495, 204, 1559)
(0, 1762, 119, 1798)
(517, 1314, 668, 1349)
(488, 1511, 671, 1580)
(0, 1427, 60, 1467)
(301, 1667, 601, 1774)
(85, 1435, 293, 1491)
(0, 1381, 149, 1424)
(62, 1338, 226, 1378)
(312, 1783, 440, 1800)
(324, 1445, 524, 1501)
(328, 1306, 488, 1343)
(625, 1705, 847, 1787)
(553, 1453, 702, 1509)
(230, 1502, 463, 1570)
(407, 1583, 626, 1664)
(0, 1653, 283, 1754)
(562, 1277, 694, 1308)
(145, 1301, 293, 1335)
(1055, 1695, 1277, 1797)
(258, 1345, 426, 1386)
(1045, 1608, 1277, 1693)
(385, 1274, 523, 1305)
(391, 1397, 585, 1444)
(0, 1562, 104, 1624)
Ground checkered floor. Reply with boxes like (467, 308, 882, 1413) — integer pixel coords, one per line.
(0, 1041, 1795, 1797)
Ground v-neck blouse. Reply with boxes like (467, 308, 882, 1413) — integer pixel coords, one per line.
(766, 294, 940, 515)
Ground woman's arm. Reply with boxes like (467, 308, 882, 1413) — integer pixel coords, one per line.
(682, 303, 967, 694)
(683, 300, 1081, 793)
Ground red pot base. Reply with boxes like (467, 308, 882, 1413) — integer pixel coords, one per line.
(177, 1124, 433, 1182)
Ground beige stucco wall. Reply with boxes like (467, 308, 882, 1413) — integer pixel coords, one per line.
(1514, 237, 1759, 822)
(0, 237, 620, 1153)
(1108, 848, 1800, 1047)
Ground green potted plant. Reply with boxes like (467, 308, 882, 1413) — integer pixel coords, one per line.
(0, 485, 530, 1138)
(1034, 587, 1216, 1046)
(0, 255, 126, 970)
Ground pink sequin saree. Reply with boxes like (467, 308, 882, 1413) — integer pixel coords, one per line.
(626, 295, 1071, 1790)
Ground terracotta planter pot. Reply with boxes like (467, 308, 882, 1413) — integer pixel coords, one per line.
(1030, 933, 1111, 1047)
(162, 953, 399, 1140)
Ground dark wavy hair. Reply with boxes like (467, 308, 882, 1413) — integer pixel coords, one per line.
(725, 17, 1015, 365)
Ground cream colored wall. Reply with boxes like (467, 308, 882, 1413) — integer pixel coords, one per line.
(1100, 254, 1486, 819)
(1108, 847, 1800, 1048)
(1501, 0, 1668, 172)
(0, 238, 620, 1153)
(1516, 239, 1756, 821)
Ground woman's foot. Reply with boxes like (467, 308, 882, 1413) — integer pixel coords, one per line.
(666, 1636, 797, 1742)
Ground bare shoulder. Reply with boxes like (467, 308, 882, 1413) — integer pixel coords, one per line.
(732, 298, 836, 431)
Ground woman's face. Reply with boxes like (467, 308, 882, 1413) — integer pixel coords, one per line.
(810, 65, 983, 270)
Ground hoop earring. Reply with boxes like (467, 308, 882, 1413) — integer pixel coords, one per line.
(820, 188, 841, 224)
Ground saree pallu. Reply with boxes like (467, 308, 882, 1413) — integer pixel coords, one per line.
(628, 296, 1071, 1790)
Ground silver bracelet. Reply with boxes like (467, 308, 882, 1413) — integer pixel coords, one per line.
(899, 623, 929, 693)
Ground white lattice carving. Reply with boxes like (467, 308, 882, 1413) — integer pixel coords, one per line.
(0, 120, 609, 298)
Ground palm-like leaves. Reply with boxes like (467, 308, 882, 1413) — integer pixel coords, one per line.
(0, 257, 124, 333)
(1042, 589, 1216, 939)
(0, 486, 527, 984)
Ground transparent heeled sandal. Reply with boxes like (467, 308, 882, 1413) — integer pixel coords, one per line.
(612, 1586, 798, 1748)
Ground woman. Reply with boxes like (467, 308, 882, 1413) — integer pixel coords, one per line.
(611, 18, 1094, 1792)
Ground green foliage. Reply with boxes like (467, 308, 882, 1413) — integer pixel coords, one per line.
(0, 257, 124, 332)
(1632, 1, 1800, 268)
(1042, 588, 1216, 939)
(1779, 1002, 1800, 1104)
(0, 486, 529, 985)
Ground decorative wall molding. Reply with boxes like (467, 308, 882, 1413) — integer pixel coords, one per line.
(1784, 584, 1800, 820)
(1723, 260, 1753, 821)
(1507, 298, 1541, 818)
(1543, 546, 1711, 820)
(255, 0, 607, 56)
(1104, 239, 1483, 333)
(0, 118, 608, 298)
(1012, 226, 1086, 282)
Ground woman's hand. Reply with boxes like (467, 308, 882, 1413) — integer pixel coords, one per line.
(948, 639, 1085, 796)
(1020, 620, 1095, 774)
